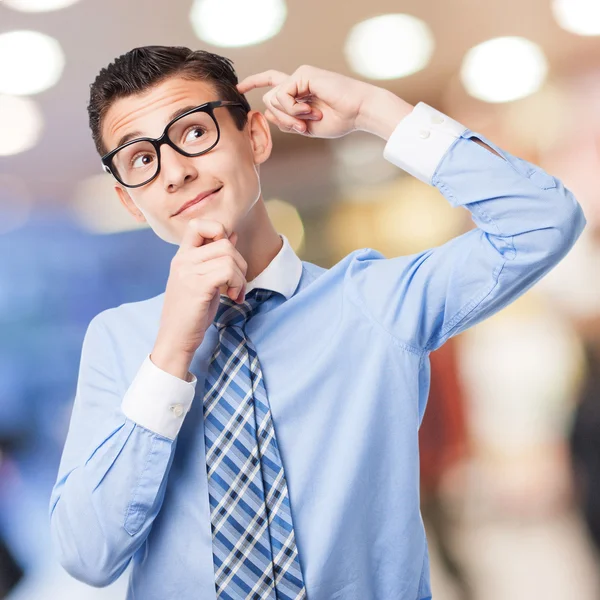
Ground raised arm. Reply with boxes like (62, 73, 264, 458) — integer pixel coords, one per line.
(346, 101, 586, 352)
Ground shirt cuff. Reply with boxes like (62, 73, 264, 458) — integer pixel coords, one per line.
(383, 101, 468, 185)
(121, 354, 198, 440)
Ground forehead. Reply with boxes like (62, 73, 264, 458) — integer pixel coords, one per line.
(102, 76, 219, 152)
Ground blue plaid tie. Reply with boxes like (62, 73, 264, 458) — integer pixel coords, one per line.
(203, 288, 307, 600)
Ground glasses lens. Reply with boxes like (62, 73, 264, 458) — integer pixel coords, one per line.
(112, 140, 158, 187)
(109, 108, 222, 187)
(168, 110, 218, 155)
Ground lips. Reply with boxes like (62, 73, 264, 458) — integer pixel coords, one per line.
(173, 186, 222, 216)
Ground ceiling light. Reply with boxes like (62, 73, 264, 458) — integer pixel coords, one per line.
(460, 37, 548, 103)
(0, 95, 43, 156)
(190, 0, 287, 47)
(344, 14, 434, 80)
(3, 0, 82, 12)
(552, 0, 600, 36)
(0, 31, 65, 95)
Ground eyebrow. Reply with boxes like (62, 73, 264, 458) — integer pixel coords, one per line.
(114, 104, 200, 149)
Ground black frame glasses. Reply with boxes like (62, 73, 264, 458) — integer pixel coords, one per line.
(100, 100, 246, 188)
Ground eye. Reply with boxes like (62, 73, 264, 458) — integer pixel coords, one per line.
(184, 126, 206, 143)
(131, 153, 155, 169)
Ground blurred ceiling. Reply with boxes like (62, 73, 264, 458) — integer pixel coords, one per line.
(1, 0, 600, 204)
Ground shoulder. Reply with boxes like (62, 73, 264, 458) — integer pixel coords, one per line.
(301, 248, 387, 277)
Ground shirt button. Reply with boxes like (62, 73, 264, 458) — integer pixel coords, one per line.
(431, 114, 445, 125)
(419, 129, 431, 139)
(170, 404, 184, 417)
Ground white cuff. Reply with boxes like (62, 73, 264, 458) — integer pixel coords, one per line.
(383, 101, 468, 185)
(121, 354, 197, 440)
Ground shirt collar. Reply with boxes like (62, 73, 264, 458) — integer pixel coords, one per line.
(244, 233, 303, 300)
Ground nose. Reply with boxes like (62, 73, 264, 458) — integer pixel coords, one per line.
(159, 142, 198, 191)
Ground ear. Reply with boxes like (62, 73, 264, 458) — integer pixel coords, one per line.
(247, 109, 273, 166)
(115, 185, 147, 223)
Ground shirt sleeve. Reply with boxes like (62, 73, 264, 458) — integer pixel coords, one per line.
(121, 354, 197, 440)
(48, 313, 197, 587)
(345, 101, 587, 353)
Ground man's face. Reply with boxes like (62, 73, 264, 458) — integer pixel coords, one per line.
(101, 76, 272, 245)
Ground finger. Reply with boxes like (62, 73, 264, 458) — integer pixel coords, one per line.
(263, 106, 288, 130)
(234, 282, 247, 304)
(296, 106, 323, 121)
(264, 82, 314, 119)
(180, 218, 229, 250)
(237, 70, 289, 94)
(264, 108, 281, 128)
(263, 89, 309, 127)
(278, 96, 314, 117)
(265, 104, 307, 133)
(190, 238, 248, 276)
(202, 257, 247, 301)
(275, 86, 313, 118)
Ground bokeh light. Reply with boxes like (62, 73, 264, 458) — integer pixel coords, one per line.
(344, 14, 434, 80)
(3, 0, 82, 12)
(71, 173, 149, 234)
(552, 0, 600, 36)
(460, 36, 548, 103)
(265, 198, 305, 254)
(0, 30, 65, 96)
(189, 0, 287, 47)
(0, 94, 44, 156)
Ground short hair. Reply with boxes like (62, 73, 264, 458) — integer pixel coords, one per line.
(88, 45, 251, 156)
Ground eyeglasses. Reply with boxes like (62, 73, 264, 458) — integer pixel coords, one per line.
(100, 100, 246, 188)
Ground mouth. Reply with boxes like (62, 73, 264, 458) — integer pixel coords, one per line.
(172, 186, 223, 217)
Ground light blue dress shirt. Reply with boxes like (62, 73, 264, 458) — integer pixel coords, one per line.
(49, 102, 586, 600)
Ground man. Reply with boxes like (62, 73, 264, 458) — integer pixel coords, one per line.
(49, 45, 585, 600)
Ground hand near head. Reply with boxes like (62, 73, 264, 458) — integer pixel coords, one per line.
(237, 65, 376, 139)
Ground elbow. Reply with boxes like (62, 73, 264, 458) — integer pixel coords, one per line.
(58, 553, 128, 588)
(58, 557, 125, 588)
(55, 545, 129, 588)
(545, 187, 586, 262)
(50, 510, 129, 587)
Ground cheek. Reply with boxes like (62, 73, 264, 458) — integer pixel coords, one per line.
(210, 138, 258, 194)
(220, 160, 260, 201)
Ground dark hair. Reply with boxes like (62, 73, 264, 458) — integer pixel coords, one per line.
(88, 45, 251, 156)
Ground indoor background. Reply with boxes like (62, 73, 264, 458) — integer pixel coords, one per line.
(1, 0, 600, 598)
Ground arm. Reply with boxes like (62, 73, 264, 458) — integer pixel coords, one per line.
(48, 312, 197, 587)
(346, 98, 586, 352)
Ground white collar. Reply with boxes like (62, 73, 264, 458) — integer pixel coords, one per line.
(245, 233, 303, 300)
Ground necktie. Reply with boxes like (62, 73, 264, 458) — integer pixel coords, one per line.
(203, 288, 307, 600)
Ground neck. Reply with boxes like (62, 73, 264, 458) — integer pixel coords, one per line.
(220, 198, 282, 295)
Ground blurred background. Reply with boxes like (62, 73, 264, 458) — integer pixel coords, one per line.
(1, 0, 600, 598)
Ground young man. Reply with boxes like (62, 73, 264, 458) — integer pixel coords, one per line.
(49, 45, 585, 600)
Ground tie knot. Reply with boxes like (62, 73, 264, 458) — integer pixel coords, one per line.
(214, 288, 275, 330)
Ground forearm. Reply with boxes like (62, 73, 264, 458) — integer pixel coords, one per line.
(150, 343, 195, 382)
(49, 419, 176, 587)
(49, 315, 196, 587)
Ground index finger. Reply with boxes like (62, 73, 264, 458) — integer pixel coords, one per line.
(180, 218, 230, 250)
(236, 69, 288, 94)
